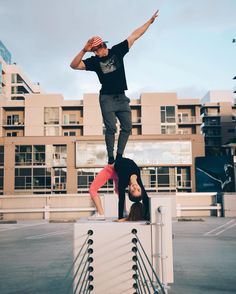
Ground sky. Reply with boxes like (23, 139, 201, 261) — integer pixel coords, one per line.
(1, 0, 236, 100)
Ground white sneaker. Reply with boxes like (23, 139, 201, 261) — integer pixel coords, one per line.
(88, 212, 106, 220)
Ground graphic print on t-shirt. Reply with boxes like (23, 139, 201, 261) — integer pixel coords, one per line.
(99, 55, 121, 74)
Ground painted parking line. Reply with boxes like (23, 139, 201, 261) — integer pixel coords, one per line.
(25, 229, 73, 240)
(204, 219, 236, 236)
(214, 222, 236, 236)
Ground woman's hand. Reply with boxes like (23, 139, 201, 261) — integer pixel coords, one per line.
(113, 218, 127, 222)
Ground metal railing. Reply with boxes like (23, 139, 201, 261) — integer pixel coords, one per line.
(3, 119, 24, 126)
(66, 230, 94, 294)
(178, 116, 202, 124)
(131, 229, 167, 294)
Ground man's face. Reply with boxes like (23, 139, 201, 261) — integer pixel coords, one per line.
(92, 44, 107, 57)
(128, 183, 141, 197)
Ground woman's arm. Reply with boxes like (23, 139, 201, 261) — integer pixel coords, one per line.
(118, 185, 126, 219)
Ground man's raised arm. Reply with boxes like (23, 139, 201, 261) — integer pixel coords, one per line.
(70, 38, 94, 70)
(127, 10, 159, 49)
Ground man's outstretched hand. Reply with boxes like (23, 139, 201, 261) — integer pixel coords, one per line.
(150, 10, 159, 24)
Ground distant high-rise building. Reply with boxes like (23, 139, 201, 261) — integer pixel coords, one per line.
(201, 91, 236, 156)
(0, 41, 11, 64)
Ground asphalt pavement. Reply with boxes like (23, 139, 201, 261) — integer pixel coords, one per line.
(0, 218, 235, 294)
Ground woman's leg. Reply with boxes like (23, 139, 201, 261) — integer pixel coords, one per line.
(89, 164, 115, 215)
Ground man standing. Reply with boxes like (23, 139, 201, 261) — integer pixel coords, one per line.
(70, 10, 159, 164)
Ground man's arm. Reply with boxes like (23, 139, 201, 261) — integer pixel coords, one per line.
(70, 38, 94, 70)
(127, 10, 159, 49)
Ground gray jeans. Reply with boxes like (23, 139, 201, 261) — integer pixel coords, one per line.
(99, 93, 132, 158)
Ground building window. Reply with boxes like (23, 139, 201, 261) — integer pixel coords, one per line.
(15, 145, 46, 166)
(0, 146, 4, 166)
(77, 168, 114, 193)
(161, 106, 175, 123)
(44, 107, 59, 125)
(0, 169, 4, 190)
(7, 114, 20, 125)
(15, 168, 32, 189)
(64, 131, 76, 136)
(44, 126, 59, 136)
(53, 168, 67, 190)
(15, 167, 51, 190)
(0, 62, 2, 94)
(161, 125, 176, 134)
(33, 168, 51, 189)
(6, 132, 18, 137)
(140, 166, 191, 191)
(15, 145, 32, 166)
(33, 145, 46, 165)
(63, 114, 77, 124)
(176, 167, 191, 188)
(53, 145, 67, 166)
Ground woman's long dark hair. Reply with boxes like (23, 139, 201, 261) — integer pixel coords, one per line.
(127, 202, 145, 221)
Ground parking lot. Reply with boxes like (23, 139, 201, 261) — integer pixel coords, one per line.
(0, 218, 235, 294)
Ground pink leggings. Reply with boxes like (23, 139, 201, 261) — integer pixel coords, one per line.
(89, 165, 119, 199)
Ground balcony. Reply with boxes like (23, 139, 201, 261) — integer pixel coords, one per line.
(178, 116, 202, 124)
(204, 132, 221, 138)
(132, 117, 141, 124)
(3, 118, 24, 127)
(201, 112, 220, 117)
(201, 121, 221, 128)
(62, 119, 83, 127)
(44, 119, 59, 125)
(177, 130, 192, 135)
(177, 180, 192, 189)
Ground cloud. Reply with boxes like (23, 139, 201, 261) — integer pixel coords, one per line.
(1, 0, 235, 101)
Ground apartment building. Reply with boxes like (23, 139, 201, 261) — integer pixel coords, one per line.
(1, 41, 235, 196)
(201, 91, 236, 156)
(0, 90, 205, 195)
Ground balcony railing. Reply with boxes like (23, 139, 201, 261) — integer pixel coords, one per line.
(201, 112, 220, 117)
(177, 180, 192, 189)
(44, 119, 59, 125)
(132, 117, 142, 124)
(178, 116, 202, 124)
(204, 133, 221, 137)
(3, 119, 24, 126)
(62, 120, 83, 126)
(201, 122, 221, 127)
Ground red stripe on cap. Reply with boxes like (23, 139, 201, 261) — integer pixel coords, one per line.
(92, 36, 103, 48)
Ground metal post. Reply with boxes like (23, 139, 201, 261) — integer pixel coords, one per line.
(157, 206, 168, 291)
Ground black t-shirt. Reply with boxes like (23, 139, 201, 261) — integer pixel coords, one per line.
(114, 158, 150, 220)
(83, 40, 129, 95)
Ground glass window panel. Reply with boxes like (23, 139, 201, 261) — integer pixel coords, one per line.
(76, 141, 192, 166)
(158, 175, 169, 186)
(33, 168, 45, 176)
(19, 168, 31, 176)
(44, 107, 59, 124)
(34, 145, 45, 152)
(167, 106, 175, 117)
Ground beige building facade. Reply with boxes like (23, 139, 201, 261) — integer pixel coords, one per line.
(1, 45, 236, 198)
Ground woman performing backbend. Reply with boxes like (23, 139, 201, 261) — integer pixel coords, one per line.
(89, 157, 150, 222)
